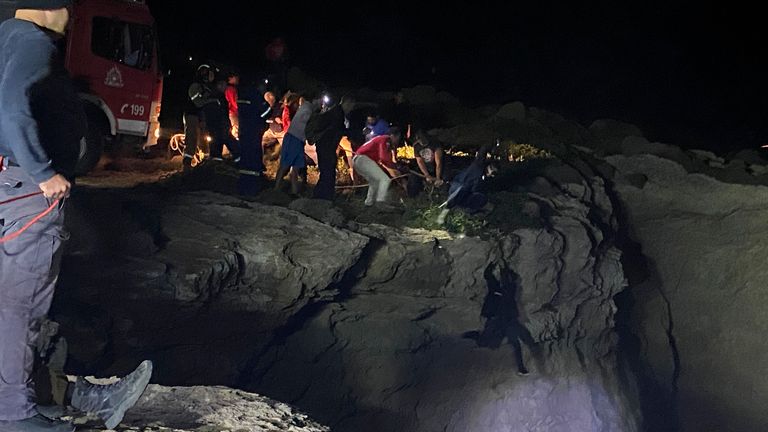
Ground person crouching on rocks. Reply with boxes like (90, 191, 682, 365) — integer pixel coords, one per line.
(351, 127, 405, 207)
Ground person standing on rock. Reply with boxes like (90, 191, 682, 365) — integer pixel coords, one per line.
(0, 2, 151, 430)
(236, 76, 272, 196)
(306, 93, 345, 201)
(275, 94, 315, 196)
(183, 64, 218, 171)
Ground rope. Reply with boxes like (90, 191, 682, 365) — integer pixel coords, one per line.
(0, 192, 60, 244)
(335, 173, 411, 190)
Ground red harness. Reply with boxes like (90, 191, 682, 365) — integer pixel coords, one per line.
(0, 156, 60, 244)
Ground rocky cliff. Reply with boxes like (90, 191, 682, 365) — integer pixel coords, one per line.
(53, 86, 768, 431)
(55, 162, 641, 431)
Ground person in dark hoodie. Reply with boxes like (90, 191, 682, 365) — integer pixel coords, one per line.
(436, 140, 499, 225)
(306, 93, 345, 200)
(183, 64, 218, 170)
(236, 76, 272, 196)
(0, 2, 151, 431)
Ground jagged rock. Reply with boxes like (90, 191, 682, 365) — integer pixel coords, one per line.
(436, 90, 460, 105)
(589, 119, 643, 140)
(496, 101, 527, 121)
(57, 191, 368, 383)
(241, 176, 639, 431)
(71, 385, 328, 431)
(606, 153, 768, 432)
(749, 164, 768, 176)
(587, 119, 644, 154)
(287, 67, 323, 95)
(729, 148, 768, 166)
(432, 104, 590, 154)
(56, 171, 641, 432)
(401, 85, 438, 105)
(288, 198, 346, 228)
(688, 149, 725, 164)
(479, 104, 502, 118)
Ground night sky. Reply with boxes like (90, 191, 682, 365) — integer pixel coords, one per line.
(147, 1, 768, 152)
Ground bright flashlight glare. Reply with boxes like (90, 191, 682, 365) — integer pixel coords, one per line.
(205, 135, 212, 143)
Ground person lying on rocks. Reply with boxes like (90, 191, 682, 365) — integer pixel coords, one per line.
(436, 140, 499, 225)
(352, 126, 406, 207)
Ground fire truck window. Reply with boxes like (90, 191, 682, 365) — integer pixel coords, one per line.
(91, 17, 154, 70)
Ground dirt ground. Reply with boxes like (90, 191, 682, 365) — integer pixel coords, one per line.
(74, 145, 528, 236)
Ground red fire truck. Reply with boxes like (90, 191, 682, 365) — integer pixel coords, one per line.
(0, 0, 162, 173)
(66, 0, 162, 174)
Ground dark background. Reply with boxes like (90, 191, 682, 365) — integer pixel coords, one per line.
(147, 1, 768, 153)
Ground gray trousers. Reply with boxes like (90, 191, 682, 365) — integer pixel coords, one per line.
(352, 155, 391, 205)
(0, 166, 66, 421)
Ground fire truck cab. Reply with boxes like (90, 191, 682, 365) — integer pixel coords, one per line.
(66, 0, 162, 174)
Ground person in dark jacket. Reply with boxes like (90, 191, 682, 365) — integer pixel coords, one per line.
(0, 2, 151, 431)
(306, 94, 345, 200)
(183, 64, 220, 170)
(236, 79, 272, 196)
(206, 77, 239, 162)
(436, 140, 498, 225)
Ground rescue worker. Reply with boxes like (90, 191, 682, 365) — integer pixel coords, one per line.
(236, 77, 272, 196)
(306, 93, 345, 201)
(224, 71, 240, 140)
(0, 2, 151, 430)
(261, 90, 285, 158)
(207, 76, 239, 162)
(183, 64, 217, 171)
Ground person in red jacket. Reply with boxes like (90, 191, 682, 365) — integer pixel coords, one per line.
(224, 72, 240, 139)
(281, 91, 298, 131)
(352, 127, 404, 206)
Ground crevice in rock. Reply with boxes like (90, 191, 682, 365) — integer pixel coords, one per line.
(657, 276, 681, 414)
(603, 174, 680, 432)
(236, 238, 384, 389)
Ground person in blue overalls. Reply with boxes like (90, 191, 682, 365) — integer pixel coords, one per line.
(236, 77, 271, 196)
(0, 2, 151, 430)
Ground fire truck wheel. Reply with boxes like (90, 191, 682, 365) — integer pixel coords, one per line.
(75, 125, 104, 176)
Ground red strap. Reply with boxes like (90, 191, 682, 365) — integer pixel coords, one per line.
(0, 191, 44, 205)
(0, 192, 59, 244)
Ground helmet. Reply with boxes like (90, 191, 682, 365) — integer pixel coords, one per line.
(196, 64, 214, 82)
